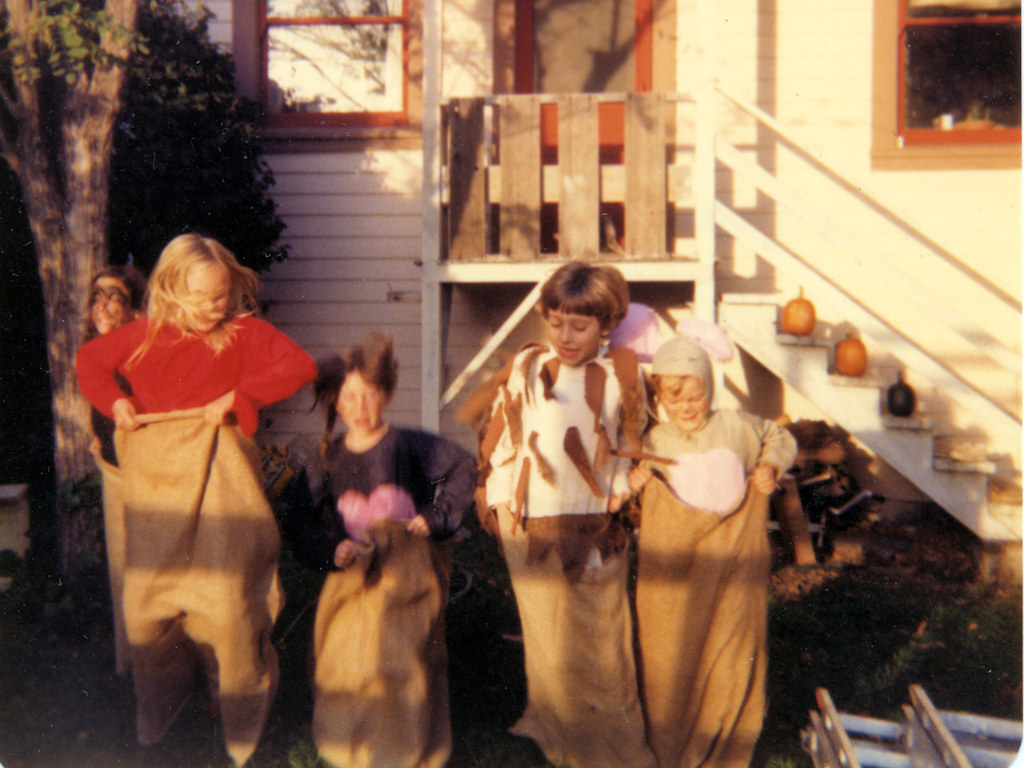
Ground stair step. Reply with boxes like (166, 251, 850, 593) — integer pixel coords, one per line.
(987, 476, 1023, 506)
(933, 434, 997, 475)
(776, 332, 831, 348)
(718, 299, 1019, 542)
(882, 415, 933, 431)
(827, 372, 886, 389)
(933, 457, 997, 475)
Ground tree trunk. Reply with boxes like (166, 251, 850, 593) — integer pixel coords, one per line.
(2, 0, 139, 583)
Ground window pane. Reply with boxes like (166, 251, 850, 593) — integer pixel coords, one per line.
(268, 23, 404, 113)
(268, 0, 402, 19)
(904, 22, 1021, 128)
(533, 0, 635, 93)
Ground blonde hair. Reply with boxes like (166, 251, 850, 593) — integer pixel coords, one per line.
(539, 262, 629, 332)
(129, 234, 258, 365)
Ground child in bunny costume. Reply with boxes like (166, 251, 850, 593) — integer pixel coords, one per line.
(628, 329, 796, 768)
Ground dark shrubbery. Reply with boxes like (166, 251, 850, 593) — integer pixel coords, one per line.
(108, 0, 287, 273)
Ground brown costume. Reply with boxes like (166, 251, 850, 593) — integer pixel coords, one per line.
(495, 505, 655, 768)
(479, 344, 655, 768)
(636, 477, 770, 768)
(312, 520, 452, 768)
(116, 413, 282, 766)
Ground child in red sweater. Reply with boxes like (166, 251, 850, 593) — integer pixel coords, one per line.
(76, 234, 316, 766)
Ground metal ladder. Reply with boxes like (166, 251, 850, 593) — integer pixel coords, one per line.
(802, 686, 1022, 768)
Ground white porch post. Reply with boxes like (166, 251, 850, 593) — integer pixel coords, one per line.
(420, 0, 443, 431)
(694, 0, 717, 323)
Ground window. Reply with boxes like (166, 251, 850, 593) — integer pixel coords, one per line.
(898, 0, 1020, 145)
(257, 0, 413, 129)
(513, 0, 653, 94)
(872, 0, 1020, 167)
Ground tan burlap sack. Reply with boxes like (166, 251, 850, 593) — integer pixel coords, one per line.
(636, 477, 770, 768)
(92, 448, 130, 676)
(313, 519, 452, 768)
(116, 412, 282, 767)
(496, 506, 656, 768)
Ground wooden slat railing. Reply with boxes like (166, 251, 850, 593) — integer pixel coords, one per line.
(442, 93, 690, 262)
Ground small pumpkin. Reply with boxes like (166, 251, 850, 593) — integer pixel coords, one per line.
(835, 333, 867, 377)
(886, 371, 916, 417)
(780, 289, 816, 336)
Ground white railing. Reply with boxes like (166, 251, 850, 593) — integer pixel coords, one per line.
(712, 83, 1021, 445)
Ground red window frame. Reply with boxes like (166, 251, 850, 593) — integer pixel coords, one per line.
(260, 0, 411, 128)
(513, 0, 653, 151)
(897, 1, 1021, 145)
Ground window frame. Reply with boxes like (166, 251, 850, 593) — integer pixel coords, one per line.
(234, 0, 423, 145)
(493, 0, 673, 96)
(511, 0, 654, 94)
(872, 0, 1021, 168)
(897, 1, 1021, 146)
(260, 0, 411, 128)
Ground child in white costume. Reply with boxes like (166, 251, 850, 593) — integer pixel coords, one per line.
(629, 332, 797, 768)
(478, 262, 655, 768)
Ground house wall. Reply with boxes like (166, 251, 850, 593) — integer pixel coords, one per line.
(197, 1, 1019, 485)
(256, 149, 427, 448)
(695, 0, 1020, 450)
(193, 2, 434, 451)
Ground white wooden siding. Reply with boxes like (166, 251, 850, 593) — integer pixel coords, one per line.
(256, 149, 429, 448)
(192, 0, 1019, 474)
(196, 0, 232, 47)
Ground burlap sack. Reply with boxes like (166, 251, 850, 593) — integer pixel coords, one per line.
(92, 448, 130, 676)
(116, 412, 282, 767)
(313, 519, 452, 768)
(635, 477, 770, 768)
(496, 506, 656, 768)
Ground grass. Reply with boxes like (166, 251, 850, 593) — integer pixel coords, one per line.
(0, 514, 1020, 768)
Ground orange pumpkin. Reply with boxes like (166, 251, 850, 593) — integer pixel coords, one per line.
(780, 290, 816, 336)
(835, 334, 867, 376)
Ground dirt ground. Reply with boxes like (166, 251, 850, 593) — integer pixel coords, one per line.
(769, 500, 1004, 601)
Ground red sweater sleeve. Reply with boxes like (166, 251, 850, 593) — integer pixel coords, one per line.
(75, 319, 147, 417)
(232, 318, 317, 434)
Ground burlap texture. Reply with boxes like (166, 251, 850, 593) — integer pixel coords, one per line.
(116, 413, 282, 767)
(92, 448, 130, 676)
(496, 506, 656, 768)
(635, 477, 770, 768)
(313, 519, 452, 768)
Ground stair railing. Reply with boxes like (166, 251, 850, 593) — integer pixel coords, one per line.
(711, 83, 1021, 445)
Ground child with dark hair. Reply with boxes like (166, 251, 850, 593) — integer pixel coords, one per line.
(476, 261, 655, 768)
(306, 333, 476, 768)
(81, 264, 148, 677)
(84, 264, 149, 464)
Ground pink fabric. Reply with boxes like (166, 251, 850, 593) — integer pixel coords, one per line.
(337, 485, 417, 544)
(676, 318, 735, 363)
(665, 448, 747, 515)
(608, 303, 665, 363)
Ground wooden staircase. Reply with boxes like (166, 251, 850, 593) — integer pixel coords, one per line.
(719, 294, 1021, 544)
(422, 87, 1021, 554)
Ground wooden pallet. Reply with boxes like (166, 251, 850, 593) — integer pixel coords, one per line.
(802, 686, 1022, 768)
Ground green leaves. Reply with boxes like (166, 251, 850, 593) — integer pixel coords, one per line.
(3, 0, 142, 85)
